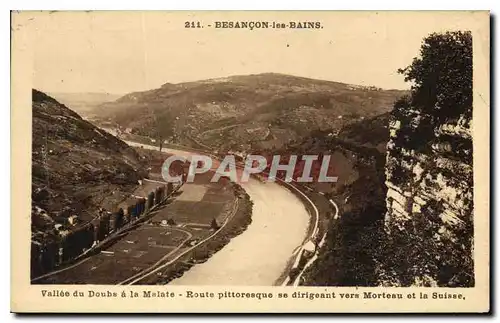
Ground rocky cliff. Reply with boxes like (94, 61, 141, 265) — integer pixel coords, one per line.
(383, 105, 473, 287)
(380, 31, 474, 287)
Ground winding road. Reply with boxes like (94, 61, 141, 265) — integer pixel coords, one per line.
(291, 198, 339, 287)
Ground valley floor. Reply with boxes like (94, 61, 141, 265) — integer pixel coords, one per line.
(33, 172, 241, 285)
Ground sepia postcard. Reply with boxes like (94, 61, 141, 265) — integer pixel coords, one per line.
(11, 10, 490, 313)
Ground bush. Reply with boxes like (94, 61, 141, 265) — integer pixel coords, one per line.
(210, 218, 219, 230)
(378, 210, 474, 287)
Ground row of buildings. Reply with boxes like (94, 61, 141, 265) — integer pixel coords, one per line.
(31, 182, 175, 280)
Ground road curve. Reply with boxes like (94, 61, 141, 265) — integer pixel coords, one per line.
(291, 199, 339, 286)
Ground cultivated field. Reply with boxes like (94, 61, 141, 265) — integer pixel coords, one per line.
(35, 169, 238, 285)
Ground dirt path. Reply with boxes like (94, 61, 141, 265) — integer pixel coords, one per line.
(198, 123, 241, 137)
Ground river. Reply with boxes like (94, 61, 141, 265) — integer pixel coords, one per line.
(124, 139, 311, 285)
(170, 178, 309, 286)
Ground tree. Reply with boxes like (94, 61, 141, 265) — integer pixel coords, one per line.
(154, 187, 162, 205)
(397, 31, 472, 122)
(153, 112, 175, 151)
(210, 218, 219, 230)
(146, 191, 155, 212)
(116, 208, 125, 229)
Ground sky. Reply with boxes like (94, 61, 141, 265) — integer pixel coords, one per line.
(19, 11, 486, 95)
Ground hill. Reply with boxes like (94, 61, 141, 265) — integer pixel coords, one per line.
(253, 112, 390, 195)
(336, 112, 391, 153)
(93, 73, 406, 152)
(31, 89, 147, 243)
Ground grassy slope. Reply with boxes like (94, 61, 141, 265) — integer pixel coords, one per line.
(31, 89, 147, 243)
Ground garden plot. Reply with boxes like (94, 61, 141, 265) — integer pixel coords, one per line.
(165, 201, 226, 225)
(39, 226, 192, 284)
(176, 184, 207, 202)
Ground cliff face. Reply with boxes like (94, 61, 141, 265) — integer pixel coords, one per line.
(383, 107, 473, 287)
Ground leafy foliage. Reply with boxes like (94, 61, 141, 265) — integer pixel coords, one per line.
(96, 73, 405, 151)
(308, 168, 387, 286)
(153, 112, 175, 144)
(392, 31, 472, 153)
(398, 31, 472, 122)
(379, 205, 474, 287)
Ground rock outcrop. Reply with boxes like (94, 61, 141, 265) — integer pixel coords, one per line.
(383, 106, 473, 287)
(381, 30, 474, 287)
